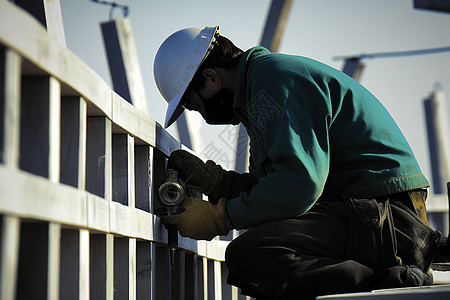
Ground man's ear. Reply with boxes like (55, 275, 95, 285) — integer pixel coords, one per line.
(202, 68, 221, 87)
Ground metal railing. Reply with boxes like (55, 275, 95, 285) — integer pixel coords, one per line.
(0, 1, 246, 299)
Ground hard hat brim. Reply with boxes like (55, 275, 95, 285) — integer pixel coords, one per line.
(164, 89, 185, 128)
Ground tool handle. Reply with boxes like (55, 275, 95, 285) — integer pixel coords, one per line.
(167, 224, 178, 249)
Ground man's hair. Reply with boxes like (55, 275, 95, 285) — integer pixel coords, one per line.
(191, 35, 243, 89)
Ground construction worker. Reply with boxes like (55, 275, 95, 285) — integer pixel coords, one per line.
(153, 26, 441, 299)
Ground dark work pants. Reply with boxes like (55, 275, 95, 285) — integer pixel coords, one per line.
(225, 191, 441, 300)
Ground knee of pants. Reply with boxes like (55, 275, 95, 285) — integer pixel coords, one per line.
(225, 234, 259, 275)
(225, 237, 244, 271)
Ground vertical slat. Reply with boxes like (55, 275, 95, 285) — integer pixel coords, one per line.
(106, 234, 114, 300)
(17, 222, 49, 299)
(129, 238, 136, 300)
(78, 99, 87, 190)
(48, 76, 60, 183)
(214, 260, 222, 299)
(136, 241, 152, 299)
(128, 135, 135, 208)
(19, 76, 50, 178)
(48, 223, 61, 300)
(79, 229, 90, 300)
(114, 237, 129, 299)
(0, 48, 21, 300)
(202, 257, 208, 300)
(0, 48, 4, 161)
(60, 229, 80, 300)
(0, 215, 20, 300)
(1, 48, 21, 167)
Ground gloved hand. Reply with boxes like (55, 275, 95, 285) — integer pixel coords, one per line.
(167, 150, 221, 195)
(168, 150, 258, 204)
(162, 197, 233, 241)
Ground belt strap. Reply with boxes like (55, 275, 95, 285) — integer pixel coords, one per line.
(407, 189, 428, 225)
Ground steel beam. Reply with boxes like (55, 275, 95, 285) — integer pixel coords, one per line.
(414, 0, 450, 13)
(342, 57, 365, 82)
(260, 0, 293, 52)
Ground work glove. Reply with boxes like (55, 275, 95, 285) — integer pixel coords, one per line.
(168, 150, 258, 204)
(162, 197, 233, 241)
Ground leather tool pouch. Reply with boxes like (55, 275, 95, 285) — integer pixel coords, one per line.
(346, 197, 399, 270)
(346, 196, 441, 272)
(390, 200, 441, 272)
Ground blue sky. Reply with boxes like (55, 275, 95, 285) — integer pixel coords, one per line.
(60, 0, 450, 193)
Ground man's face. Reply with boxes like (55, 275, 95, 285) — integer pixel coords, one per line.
(180, 68, 237, 125)
(181, 68, 221, 119)
(181, 85, 215, 119)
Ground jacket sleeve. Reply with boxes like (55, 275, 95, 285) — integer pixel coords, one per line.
(206, 160, 258, 204)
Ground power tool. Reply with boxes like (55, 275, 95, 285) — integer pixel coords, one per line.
(156, 169, 200, 269)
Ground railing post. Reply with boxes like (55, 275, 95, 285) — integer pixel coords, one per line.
(79, 229, 90, 300)
(0, 48, 21, 168)
(0, 216, 20, 300)
(48, 222, 61, 300)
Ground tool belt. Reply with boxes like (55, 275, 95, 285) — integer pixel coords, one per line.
(346, 190, 441, 272)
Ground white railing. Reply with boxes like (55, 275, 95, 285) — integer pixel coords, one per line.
(0, 1, 247, 299)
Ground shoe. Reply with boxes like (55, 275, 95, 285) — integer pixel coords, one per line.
(405, 266, 434, 287)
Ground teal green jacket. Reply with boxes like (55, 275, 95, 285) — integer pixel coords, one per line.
(226, 46, 429, 229)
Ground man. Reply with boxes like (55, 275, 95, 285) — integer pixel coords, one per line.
(153, 26, 441, 299)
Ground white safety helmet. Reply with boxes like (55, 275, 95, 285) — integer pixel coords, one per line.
(154, 26, 219, 128)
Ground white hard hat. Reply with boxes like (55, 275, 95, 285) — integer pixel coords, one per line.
(154, 26, 219, 128)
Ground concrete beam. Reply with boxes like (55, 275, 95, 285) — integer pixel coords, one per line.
(342, 57, 365, 82)
(101, 18, 149, 115)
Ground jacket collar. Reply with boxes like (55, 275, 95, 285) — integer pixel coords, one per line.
(234, 46, 270, 109)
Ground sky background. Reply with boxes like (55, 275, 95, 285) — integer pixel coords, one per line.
(60, 0, 450, 195)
